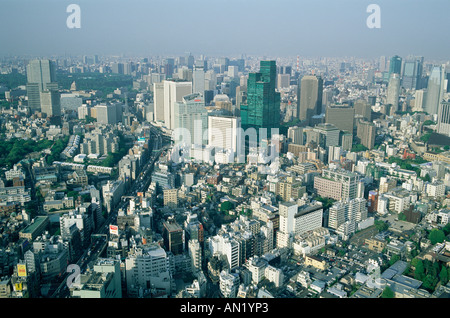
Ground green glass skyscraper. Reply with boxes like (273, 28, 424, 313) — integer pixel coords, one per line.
(389, 55, 402, 77)
(241, 60, 280, 137)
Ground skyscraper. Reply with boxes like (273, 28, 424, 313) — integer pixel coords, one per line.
(298, 75, 323, 124)
(402, 56, 424, 90)
(26, 59, 58, 112)
(173, 93, 207, 146)
(325, 104, 355, 133)
(40, 90, 61, 118)
(163, 80, 192, 130)
(437, 101, 450, 136)
(354, 99, 372, 121)
(192, 64, 205, 94)
(387, 73, 401, 112)
(153, 82, 165, 122)
(240, 60, 280, 137)
(356, 120, 376, 149)
(208, 115, 241, 156)
(425, 65, 447, 115)
(389, 55, 402, 77)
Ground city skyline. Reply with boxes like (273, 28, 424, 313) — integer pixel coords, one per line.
(1, 0, 450, 60)
(1, 0, 450, 303)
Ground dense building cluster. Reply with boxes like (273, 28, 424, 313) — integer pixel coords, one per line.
(0, 53, 449, 299)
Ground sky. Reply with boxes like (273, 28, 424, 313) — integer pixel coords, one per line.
(0, 0, 449, 60)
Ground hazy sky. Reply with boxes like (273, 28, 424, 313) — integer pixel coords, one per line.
(1, 0, 449, 60)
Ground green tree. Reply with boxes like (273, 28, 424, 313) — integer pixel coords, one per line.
(443, 223, 450, 236)
(439, 266, 448, 285)
(429, 229, 445, 245)
(414, 259, 425, 281)
(389, 254, 400, 266)
(220, 201, 233, 213)
(422, 274, 438, 292)
(375, 220, 389, 232)
(381, 286, 395, 298)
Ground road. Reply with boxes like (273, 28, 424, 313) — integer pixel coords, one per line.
(50, 123, 170, 298)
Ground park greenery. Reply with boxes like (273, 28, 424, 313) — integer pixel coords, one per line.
(46, 136, 70, 165)
(0, 138, 54, 169)
(351, 144, 368, 152)
(387, 155, 428, 176)
(0, 73, 27, 89)
(57, 72, 133, 95)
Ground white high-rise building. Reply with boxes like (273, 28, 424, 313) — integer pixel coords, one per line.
(208, 234, 240, 270)
(125, 244, 172, 297)
(208, 115, 242, 160)
(153, 82, 165, 122)
(387, 73, 400, 112)
(413, 89, 427, 112)
(328, 198, 368, 231)
(277, 202, 323, 248)
(188, 239, 202, 272)
(193, 65, 205, 94)
(163, 80, 192, 130)
(287, 126, 303, 145)
(173, 93, 207, 146)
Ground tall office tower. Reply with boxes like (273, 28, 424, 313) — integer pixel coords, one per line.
(26, 59, 58, 112)
(354, 99, 372, 121)
(325, 104, 355, 133)
(173, 93, 207, 146)
(153, 82, 165, 122)
(340, 132, 353, 151)
(186, 53, 194, 70)
(208, 115, 241, 156)
(163, 80, 192, 130)
(389, 55, 402, 77)
(379, 56, 387, 72)
(322, 88, 334, 112)
(111, 62, 124, 74)
(413, 89, 427, 112)
(387, 73, 401, 112)
(95, 103, 122, 125)
(235, 85, 247, 116)
(402, 56, 424, 90)
(298, 75, 323, 124)
(217, 57, 229, 73)
(40, 90, 61, 118)
(277, 74, 290, 90)
(177, 66, 192, 81)
(287, 126, 303, 145)
(328, 145, 342, 164)
(313, 123, 340, 148)
(163, 58, 175, 79)
(193, 64, 205, 94)
(228, 66, 238, 78)
(240, 60, 280, 137)
(425, 65, 447, 115)
(437, 101, 450, 136)
(356, 120, 376, 149)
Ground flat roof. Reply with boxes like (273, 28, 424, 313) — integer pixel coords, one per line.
(21, 216, 48, 234)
